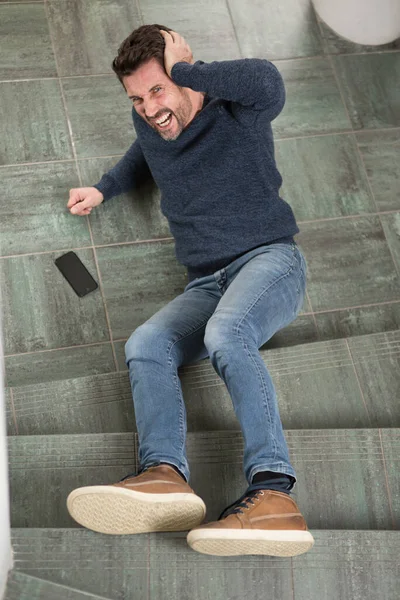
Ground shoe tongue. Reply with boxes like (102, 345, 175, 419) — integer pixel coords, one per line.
(218, 489, 261, 520)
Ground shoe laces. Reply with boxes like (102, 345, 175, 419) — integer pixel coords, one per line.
(218, 489, 264, 520)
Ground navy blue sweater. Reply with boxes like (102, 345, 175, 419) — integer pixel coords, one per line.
(94, 59, 299, 281)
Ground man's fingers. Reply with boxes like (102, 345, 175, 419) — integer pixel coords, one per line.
(70, 199, 90, 214)
(162, 30, 175, 42)
(67, 192, 79, 209)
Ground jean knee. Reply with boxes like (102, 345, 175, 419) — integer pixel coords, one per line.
(124, 323, 175, 364)
(204, 313, 258, 353)
(204, 315, 236, 353)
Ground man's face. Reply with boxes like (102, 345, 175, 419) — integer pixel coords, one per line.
(123, 58, 195, 141)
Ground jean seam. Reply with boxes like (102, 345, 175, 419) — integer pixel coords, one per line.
(166, 316, 212, 463)
(239, 333, 277, 461)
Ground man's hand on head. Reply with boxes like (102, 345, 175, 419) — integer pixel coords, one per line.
(160, 30, 194, 78)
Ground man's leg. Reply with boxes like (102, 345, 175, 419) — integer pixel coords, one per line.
(203, 241, 307, 489)
(67, 274, 222, 535)
(124, 275, 221, 483)
(186, 242, 313, 557)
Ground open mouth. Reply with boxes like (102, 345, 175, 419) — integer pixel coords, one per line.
(155, 112, 173, 129)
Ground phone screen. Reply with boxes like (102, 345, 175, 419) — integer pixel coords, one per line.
(55, 251, 98, 297)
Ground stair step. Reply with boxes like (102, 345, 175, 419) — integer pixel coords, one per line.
(8, 429, 399, 528)
(4, 570, 109, 600)
(11, 528, 399, 600)
(5, 330, 400, 436)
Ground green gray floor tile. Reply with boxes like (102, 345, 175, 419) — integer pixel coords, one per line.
(4, 388, 17, 436)
(96, 241, 187, 339)
(7, 331, 400, 437)
(276, 134, 374, 220)
(380, 429, 400, 528)
(1, 250, 109, 355)
(356, 129, 400, 212)
(296, 216, 400, 312)
(8, 372, 134, 436)
(8, 429, 395, 528)
(113, 340, 128, 370)
(10, 529, 400, 600)
(62, 77, 135, 158)
(0, 80, 72, 165)
(348, 331, 400, 428)
(317, 16, 400, 55)
(314, 301, 400, 341)
(5, 571, 108, 600)
(186, 429, 394, 527)
(149, 531, 293, 600)
(0, 3, 56, 79)
(46, 0, 141, 76)
(263, 313, 318, 348)
(79, 157, 171, 246)
(380, 212, 400, 272)
(333, 53, 400, 129)
(180, 338, 370, 430)
(151, 531, 400, 600)
(228, 0, 323, 60)
(292, 530, 399, 600)
(273, 57, 351, 138)
(4, 343, 116, 388)
(286, 429, 394, 529)
(9, 433, 138, 527)
(11, 529, 148, 599)
(140, 0, 241, 62)
(0, 162, 90, 257)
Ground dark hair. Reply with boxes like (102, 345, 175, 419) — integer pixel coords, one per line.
(112, 24, 173, 85)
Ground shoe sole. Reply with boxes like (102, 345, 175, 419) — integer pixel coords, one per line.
(67, 486, 206, 535)
(186, 528, 314, 556)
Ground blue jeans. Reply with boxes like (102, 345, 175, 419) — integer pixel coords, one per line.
(125, 241, 307, 489)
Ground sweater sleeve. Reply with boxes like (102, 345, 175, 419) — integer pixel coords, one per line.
(171, 58, 285, 121)
(93, 139, 152, 202)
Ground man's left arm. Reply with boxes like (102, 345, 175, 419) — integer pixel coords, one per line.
(171, 58, 285, 121)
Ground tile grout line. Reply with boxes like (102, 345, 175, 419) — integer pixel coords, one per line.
(134, 0, 144, 25)
(43, 0, 119, 371)
(274, 126, 400, 142)
(1, 51, 399, 85)
(1, 127, 399, 169)
(0, 237, 175, 260)
(1, 1, 43, 4)
(326, 53, 400, 280)
(272, 49, 400, 63)
(290, 557, 296, 600)
(8, 388, 19, 435)
(344, 339, 373, 425)
(4, 208, 400, 260)
(4, 340, 113, 359)
(224, 0, 244, 58)
(0, 155, 122, 168)
(377, 428, 396, 529)
(3, 298, 400, 359)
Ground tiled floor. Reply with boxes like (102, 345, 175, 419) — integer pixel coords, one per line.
(1, 0, 399, 388)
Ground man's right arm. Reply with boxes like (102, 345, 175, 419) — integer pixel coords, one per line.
(93, 139, 151, 201)
(67, 139, 151, 216)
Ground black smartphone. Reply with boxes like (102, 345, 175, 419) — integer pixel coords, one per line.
(55, 251, 98, 297)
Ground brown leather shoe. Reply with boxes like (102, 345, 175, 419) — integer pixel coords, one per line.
(187, 489, 314, 556)
(67, 464, 206, 535)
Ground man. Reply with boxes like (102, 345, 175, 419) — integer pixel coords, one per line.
(66, 24, 313, 558)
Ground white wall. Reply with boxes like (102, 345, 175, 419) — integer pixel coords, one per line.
(0, 297, 13, 599)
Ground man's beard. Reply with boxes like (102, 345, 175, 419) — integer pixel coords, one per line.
(154, 88, 192, 141)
